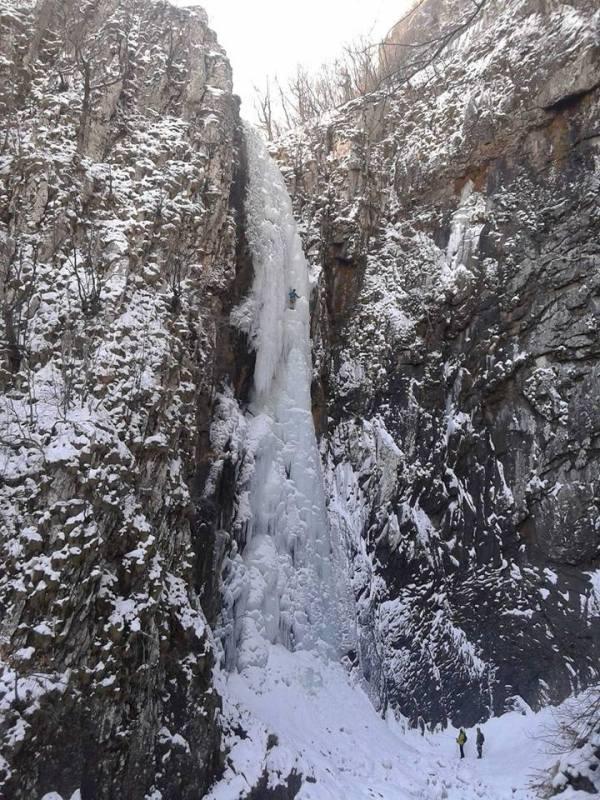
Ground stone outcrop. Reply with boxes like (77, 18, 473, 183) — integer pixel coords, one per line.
(276, 0, 600, 727)
(0, 1, 250, 797)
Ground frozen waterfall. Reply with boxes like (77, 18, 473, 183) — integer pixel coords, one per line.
(224, 127, 353, 672)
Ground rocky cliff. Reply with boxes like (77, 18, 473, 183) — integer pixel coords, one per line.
(0, 1, 249, 797)
(1, 0, 600, 797)
(275, 0, 600, 727)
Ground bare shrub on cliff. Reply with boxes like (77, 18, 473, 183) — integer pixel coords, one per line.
(532, 687, 600, 797)
(0, 239, 39, 375)
(255, 40, 379, 138)
(255, 0, 488, 138)
(64, 226, 105, 316)
(254, 77, 279, 141)
(55, 1, 132, 150)
(377, 0, 488, 91)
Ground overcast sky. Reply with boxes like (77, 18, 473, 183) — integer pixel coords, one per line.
(171, 0, 410, 118)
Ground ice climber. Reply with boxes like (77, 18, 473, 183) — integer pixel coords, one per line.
(476, 727, 485, 758)
(288, 287, 299, 308)
(456, 728, 467, 758)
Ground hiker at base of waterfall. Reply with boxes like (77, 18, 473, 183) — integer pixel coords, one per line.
(476, 727, 485, 758)
(456, 728, 467, 758)
(288, 288, 299, 308)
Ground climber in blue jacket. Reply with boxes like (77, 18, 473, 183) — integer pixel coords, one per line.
(288, 288, 299, 309)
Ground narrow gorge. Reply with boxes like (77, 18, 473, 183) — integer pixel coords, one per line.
(0, 0, 599, 798)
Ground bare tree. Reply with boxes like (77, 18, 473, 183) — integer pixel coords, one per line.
(375, 0, 488, 92)
(533, 686, 600, 797)
(164, 213, 195, 313)
(0, 239, 39, 375)
(254, 78, 278, 141)
(253, 0, 488, 137)
(63, 220, 106, 316)
(56, 2, 131, 151)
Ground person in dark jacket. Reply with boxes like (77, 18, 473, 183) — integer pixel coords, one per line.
(288, 288, 299, 308)
(456, 728, 467, 758)
(476, 727, 485, 758)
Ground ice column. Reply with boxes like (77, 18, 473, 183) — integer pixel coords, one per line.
(226, 126, 352, 670)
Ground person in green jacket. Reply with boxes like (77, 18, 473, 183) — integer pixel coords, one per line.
(456, 728, 467, 758)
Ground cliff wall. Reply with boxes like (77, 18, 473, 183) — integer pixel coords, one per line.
(276, 0, 600, 726)
(0, 1, 249, 796)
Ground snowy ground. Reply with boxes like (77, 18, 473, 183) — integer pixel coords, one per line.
(208, 644, 573, 800)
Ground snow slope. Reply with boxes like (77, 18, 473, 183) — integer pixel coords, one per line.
(210, 645, 577, 800)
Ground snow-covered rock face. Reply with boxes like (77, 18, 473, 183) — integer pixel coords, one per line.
(2, 0, 600, 795)
(276, 0, 600, 727)
(0, 1, 247, 797)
